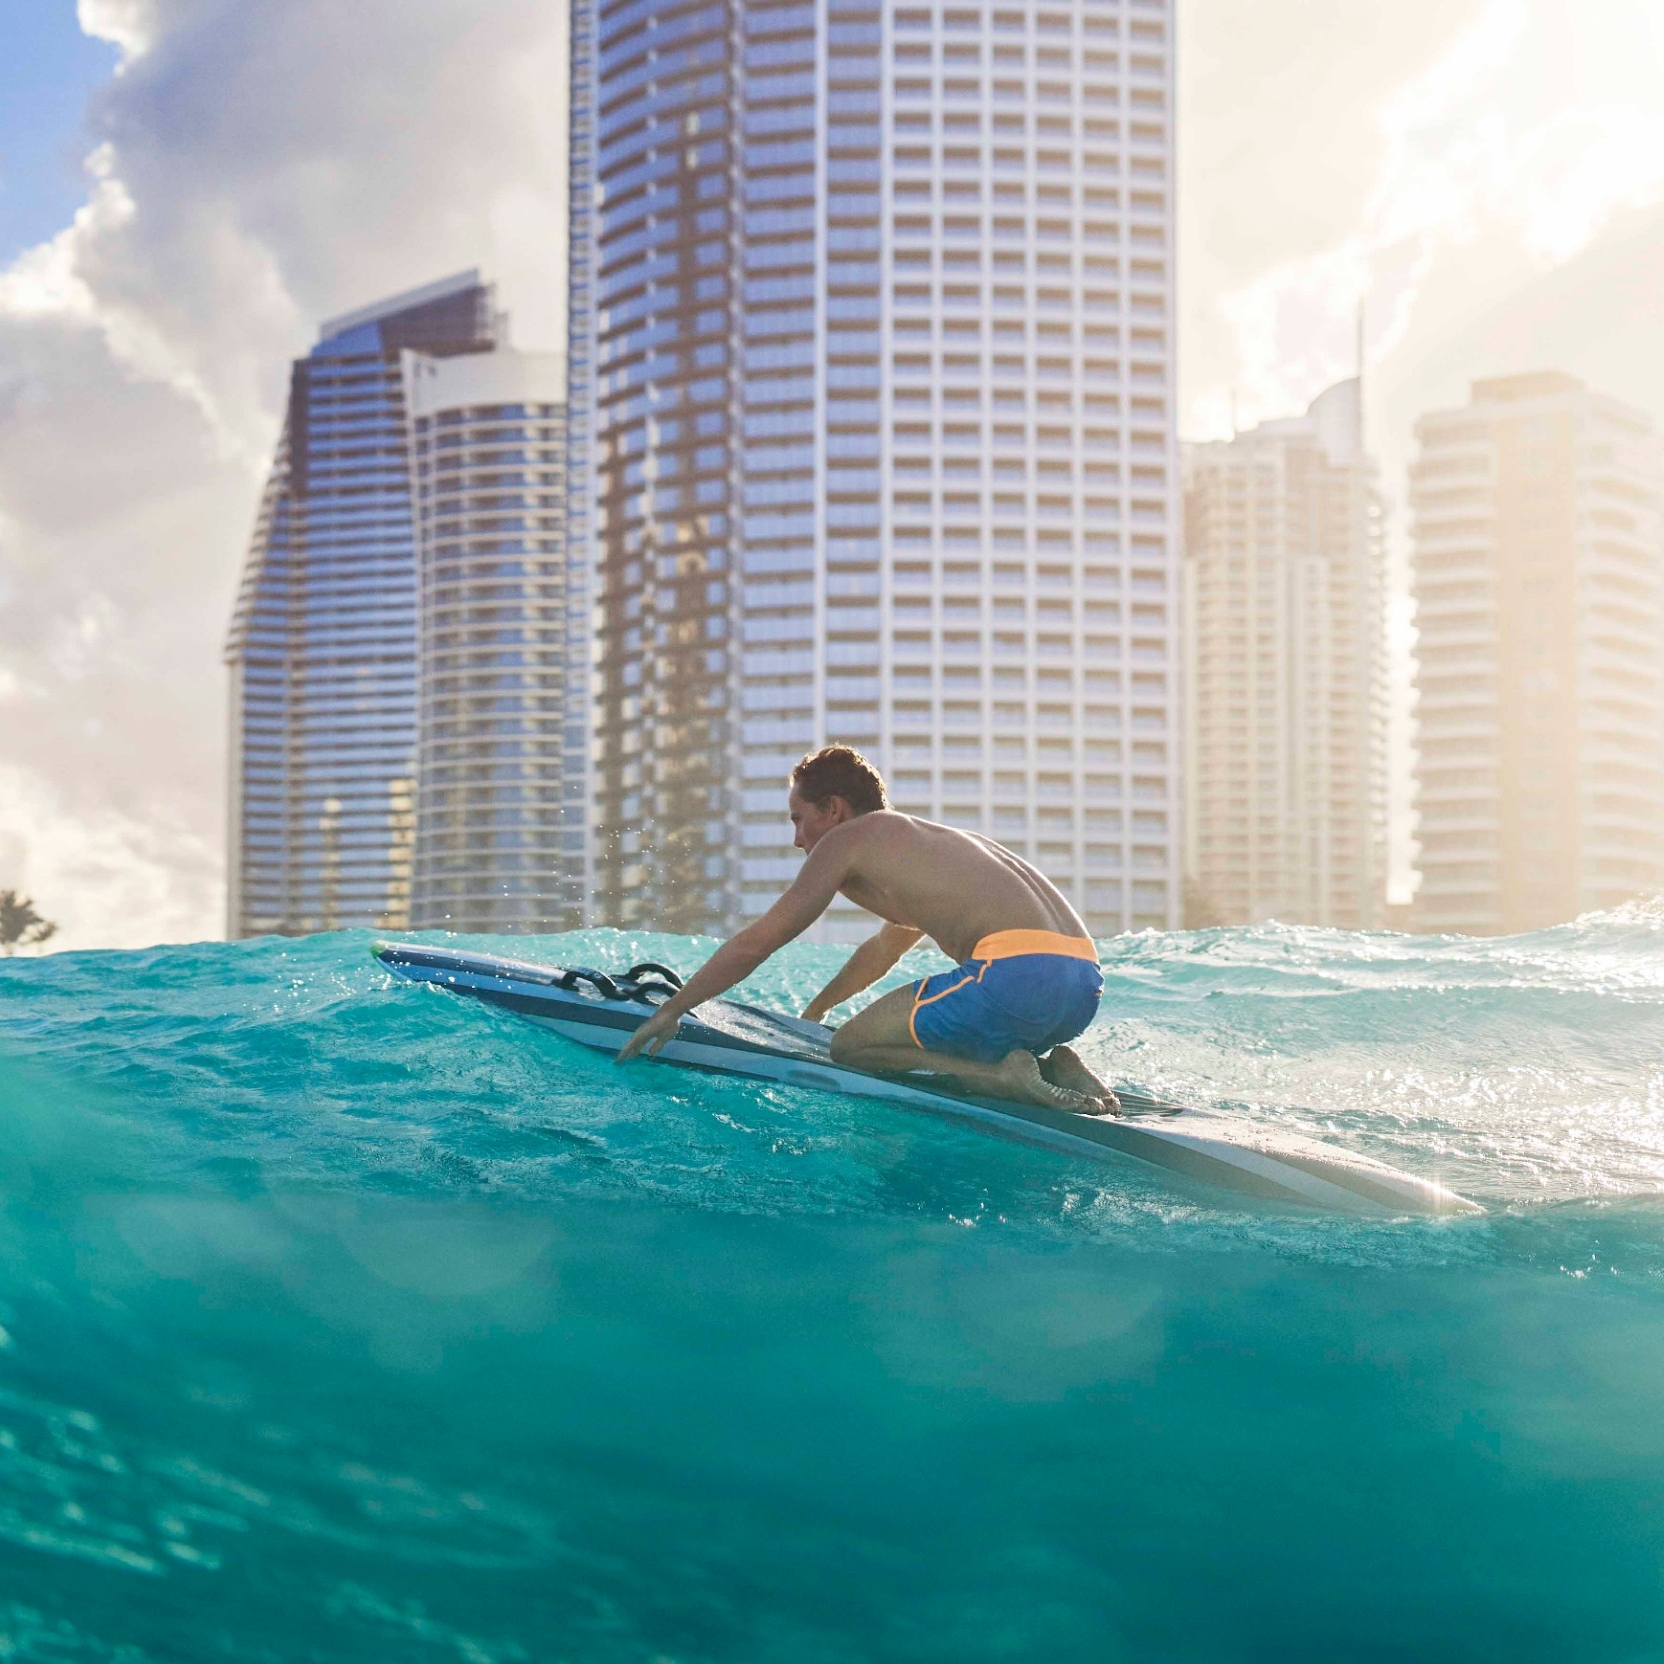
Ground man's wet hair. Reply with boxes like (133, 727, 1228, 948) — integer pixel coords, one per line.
(790, 744, 889, 815)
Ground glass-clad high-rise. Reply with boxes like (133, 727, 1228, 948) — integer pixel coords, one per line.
(226, 272, 500, 937)
(568, 0, 1179, 940)
(404, 350, 570, 932)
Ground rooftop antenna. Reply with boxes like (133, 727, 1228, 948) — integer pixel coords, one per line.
(1355, 298, 1365, 450)
(1229, 386, 1238, 438)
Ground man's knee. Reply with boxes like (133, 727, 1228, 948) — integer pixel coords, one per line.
(828, 1024, 860, 1065)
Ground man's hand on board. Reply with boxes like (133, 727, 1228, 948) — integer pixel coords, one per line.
(616, 1005, 680, 1062)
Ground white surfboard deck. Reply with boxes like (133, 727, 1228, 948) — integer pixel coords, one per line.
(374, 942, 1482, 1218)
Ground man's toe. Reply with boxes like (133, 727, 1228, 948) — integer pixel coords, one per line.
(1035, 1074, 1093, 1113)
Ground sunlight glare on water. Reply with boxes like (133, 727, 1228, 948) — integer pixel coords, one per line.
(2, 913, 1664, 1659)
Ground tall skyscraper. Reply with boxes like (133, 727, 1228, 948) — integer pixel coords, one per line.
(1410, 372, 1664, 934)
(1181, 379, 1387, 928)
(404, 350, 569, 933)
(226, 272, 500, 937)
(566, 0, 1180, 942)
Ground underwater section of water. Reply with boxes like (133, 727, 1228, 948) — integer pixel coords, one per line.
(1, 914, 1664, 1660)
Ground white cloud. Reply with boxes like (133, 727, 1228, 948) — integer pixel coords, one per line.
(76, 0, 157, 64)
(1188, 0, 1664, 436)
(0, 0, 566, 951)
(0, 764, 220, 953)
(1514, 104, 1664, 263)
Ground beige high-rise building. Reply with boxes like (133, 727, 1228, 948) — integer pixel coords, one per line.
(1410, 372, 1664, 934)
(1181, 379, 1387, 929)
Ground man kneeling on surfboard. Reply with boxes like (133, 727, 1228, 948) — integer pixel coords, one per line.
(618, 744, 1118, 1114)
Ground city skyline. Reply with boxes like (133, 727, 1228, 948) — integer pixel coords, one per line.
(218, 252, 1663, 947)
(4, 2, 1664, 948)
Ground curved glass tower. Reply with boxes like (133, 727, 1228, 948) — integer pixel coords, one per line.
(226, 272, 500, 937)
(569, 0, 1180, 939)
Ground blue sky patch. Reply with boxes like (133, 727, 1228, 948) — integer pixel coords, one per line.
(0, 7, 120, 265)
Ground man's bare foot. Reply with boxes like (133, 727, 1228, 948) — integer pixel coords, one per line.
(1040, 1045, 1121, 1116)
(989, 1049, 1099, 1113)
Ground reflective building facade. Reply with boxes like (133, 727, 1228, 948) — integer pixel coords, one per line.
(404, 350, 570, 932)
(226, 272, 500, 937)
(568, 0, 1179, 940)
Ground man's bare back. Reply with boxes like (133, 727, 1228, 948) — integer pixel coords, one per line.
(829, 811, 1089, 963)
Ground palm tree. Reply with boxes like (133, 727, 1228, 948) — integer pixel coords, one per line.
(0, 891, 58, 955)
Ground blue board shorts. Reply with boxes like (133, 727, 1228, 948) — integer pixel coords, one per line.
(910, 930, 1104, 1064)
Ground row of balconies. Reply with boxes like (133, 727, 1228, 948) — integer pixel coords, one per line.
(886, 596, 1136, 621)
(738, 602, 1158, 632)
(1579, 824, 1664, 856)
(1413, 682, 1499, 712)
(1575, 702, 1664, 742)
(888, 171, 1143, 210)
(1583, 626, 1663, 667)
(1414, 628, 1507, 658)
(1586, 537, 1659, 576)
(1414, 861, 1501, 887)
(1581, 557, 1660, 597)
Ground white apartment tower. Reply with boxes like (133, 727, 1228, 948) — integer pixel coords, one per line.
(403, 349, 570, 932)
(567, 0, 1180, 940)
(1410, 372, 1664, 934)
(1181, 379, 1387, 928)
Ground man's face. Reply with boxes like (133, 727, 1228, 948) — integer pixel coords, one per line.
(788, 788, 847, 853)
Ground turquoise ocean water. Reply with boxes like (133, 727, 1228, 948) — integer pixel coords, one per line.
(2, 914, 1664, 1660)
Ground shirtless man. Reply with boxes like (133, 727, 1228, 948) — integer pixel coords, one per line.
(618, 744, 1118, 1114)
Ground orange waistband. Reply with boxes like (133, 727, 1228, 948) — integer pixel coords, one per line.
(972, 930, 1099, 964)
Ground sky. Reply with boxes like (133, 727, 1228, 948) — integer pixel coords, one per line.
(0, 5, 118, 262)
(2, 0, 1663, 949)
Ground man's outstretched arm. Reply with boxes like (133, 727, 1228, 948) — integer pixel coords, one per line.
(802, 921, 924, 1022)
(617, 832, 854, 1060)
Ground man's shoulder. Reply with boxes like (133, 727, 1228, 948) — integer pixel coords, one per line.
(860, 812, 972, 868)
(823, 810, 913, 855)
(853, 809, 920, 840)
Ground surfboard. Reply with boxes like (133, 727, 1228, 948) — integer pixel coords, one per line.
(373, 942, 1482, 1218)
